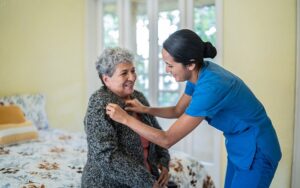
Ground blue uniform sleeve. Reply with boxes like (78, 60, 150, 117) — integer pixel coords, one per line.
(185, 82, 228, 118)
(184, 61, 235, 118)
(184, 81, 195, 96)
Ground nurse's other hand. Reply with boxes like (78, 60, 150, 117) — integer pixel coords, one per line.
(106, 103, 129, 124)
(125, 99, 147, 113)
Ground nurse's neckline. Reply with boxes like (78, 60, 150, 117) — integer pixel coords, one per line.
(189, 61, 208, 84)
(189, 66, 202, 84)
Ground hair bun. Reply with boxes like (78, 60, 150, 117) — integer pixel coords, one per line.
(203, 42, 217, 58)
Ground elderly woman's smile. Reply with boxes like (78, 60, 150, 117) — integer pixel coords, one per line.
(124, 81, 134, 89)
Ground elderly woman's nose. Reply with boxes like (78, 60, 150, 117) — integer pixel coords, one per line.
(166, 66, 170, 73)
(128, 72, 136, 80)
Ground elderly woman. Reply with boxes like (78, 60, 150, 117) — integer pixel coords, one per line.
(81, 47, 171, 188)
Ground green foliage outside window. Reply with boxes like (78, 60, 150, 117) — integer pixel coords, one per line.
(194, 5, 216, 46)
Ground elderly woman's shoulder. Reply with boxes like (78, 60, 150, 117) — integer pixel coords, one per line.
(133, 90, 149, 105)
(88, 87, 110, 104)
(133, 89, 145, 99)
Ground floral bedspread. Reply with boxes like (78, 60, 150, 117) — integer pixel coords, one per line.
(0, 129, 215, 188)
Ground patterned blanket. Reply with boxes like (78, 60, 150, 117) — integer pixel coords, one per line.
(0, 129, 215, 188)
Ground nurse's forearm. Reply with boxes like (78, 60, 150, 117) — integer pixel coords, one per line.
(122, 113, 203, 149)
(145, 106, 182, 119)
(124, 115, 173, 148)
(144, 94, 189, 118)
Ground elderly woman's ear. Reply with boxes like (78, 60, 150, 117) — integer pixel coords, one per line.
(101, 75, 110, 87)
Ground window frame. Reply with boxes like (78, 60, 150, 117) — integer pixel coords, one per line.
(292, 0, 300, 187)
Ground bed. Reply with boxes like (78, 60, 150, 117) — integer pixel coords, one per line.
(0, 94, 215, 188)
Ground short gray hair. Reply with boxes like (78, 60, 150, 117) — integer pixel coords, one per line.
(96, 47, 134, 77)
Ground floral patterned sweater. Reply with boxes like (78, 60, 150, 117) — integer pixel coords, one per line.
(81, 87, 170, 188)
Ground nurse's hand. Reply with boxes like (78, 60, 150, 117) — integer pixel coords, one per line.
(125, 99, 147, 113)
(106, 103, 129, 125)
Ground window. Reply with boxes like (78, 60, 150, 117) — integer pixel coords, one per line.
(102, 1, 119, 47)
(157, 0, 181, 106)
(194, 0, 216, 45)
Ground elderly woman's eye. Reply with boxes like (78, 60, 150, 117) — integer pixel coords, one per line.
(166, 63, 173, 68)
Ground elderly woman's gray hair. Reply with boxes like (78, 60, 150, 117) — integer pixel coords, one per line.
(96, 47, 134, 78)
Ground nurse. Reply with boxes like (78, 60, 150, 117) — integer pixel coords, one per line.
(106, 29, 282, 188)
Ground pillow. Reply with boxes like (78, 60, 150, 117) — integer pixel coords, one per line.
(0, 105, 26, 124)
(0, 120, 39, 146)
(169, 150, 215, 187)
(0, 94, 49, 130)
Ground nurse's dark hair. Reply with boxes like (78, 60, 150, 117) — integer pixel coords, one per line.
(163, 29, 217, 69)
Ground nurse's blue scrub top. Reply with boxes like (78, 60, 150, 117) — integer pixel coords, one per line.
(184, 61, 282, 169)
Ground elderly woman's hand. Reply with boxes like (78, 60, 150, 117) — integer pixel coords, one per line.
(125, 98, 148, 113)
(152, 181, 167, 188)
(157, 164, 170, 187)
(106, 103, 130, 124)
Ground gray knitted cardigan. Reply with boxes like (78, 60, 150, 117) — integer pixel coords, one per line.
(81, 86, 170, 188)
